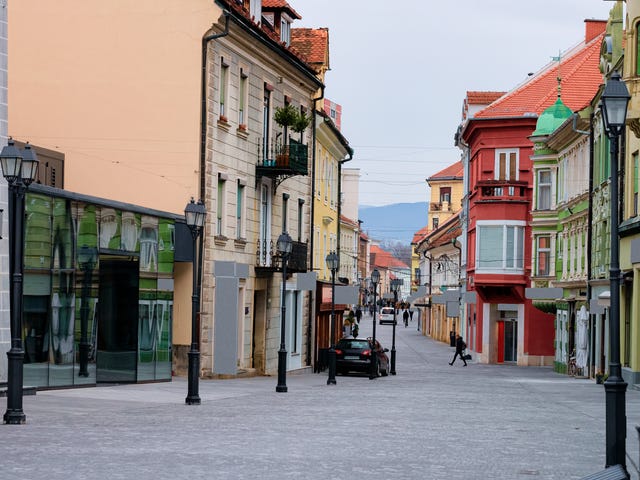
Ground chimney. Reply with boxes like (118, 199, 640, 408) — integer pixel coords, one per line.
(585, 19, 607, 43)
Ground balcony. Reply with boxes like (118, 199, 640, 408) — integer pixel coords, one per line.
(255, 238, 308, 275)
(475, 180, 529, 203)
(256, 138, 309, 189)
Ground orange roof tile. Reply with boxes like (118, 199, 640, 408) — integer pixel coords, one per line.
(466, 91, 506, 105)
(370, 245, 409, 269)
(291, 28, 329, 69)
(475, 27, 605, 119)
(411, 225, 430, 245)
(262, 0, 301, 19)
(428, 161, 463, 181)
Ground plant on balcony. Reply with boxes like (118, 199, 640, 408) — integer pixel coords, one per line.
(274, 104, 297, 129)
(291, 111, 310, 138)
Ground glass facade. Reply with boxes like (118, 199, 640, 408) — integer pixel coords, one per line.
(22, 193, 175, 388)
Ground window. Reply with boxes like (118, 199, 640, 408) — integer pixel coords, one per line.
(495, 149, 518, 181)
(239, 69, 248, 126)
(282, 193, 289, 232)
(236, 180, 245, 239)
(432, 217, 439, 230)
(217, 174, 227, 236)
(263, 84, 272, 161)
(220, 58, 229, 119)
(439, 187, 451, 203)
(297, 199, 304, 242)
(536, 235, 551, 276)
(537, 169, 552, 210)
(280, 18, 291, 45)
(476, 222, 525, 272)
(634, 151, 639, 217)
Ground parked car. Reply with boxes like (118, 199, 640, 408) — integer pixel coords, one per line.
(334, 337, 389, 376)
(378, 306, 396, 325)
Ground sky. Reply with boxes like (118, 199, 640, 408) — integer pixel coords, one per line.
(295, 0, 616, 207)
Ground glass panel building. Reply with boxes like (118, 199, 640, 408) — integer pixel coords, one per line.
(21, 185, 180, 388)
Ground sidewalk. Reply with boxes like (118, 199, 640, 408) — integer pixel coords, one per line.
(1, 315, 639, 480)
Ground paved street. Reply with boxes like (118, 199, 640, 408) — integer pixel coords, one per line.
(2, 312, 640, 480)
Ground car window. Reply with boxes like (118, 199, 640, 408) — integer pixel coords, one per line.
(380, 308, 393, 314)
(337, 340, 369, 349)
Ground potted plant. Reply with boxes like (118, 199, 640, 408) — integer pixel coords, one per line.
(274, 104, 297, 129)
(291, 110, 310, 139)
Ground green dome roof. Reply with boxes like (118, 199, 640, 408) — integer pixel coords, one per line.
(532, 96, 573, 136)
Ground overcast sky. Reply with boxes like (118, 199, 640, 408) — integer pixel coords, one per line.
(296, 0, 615, 207)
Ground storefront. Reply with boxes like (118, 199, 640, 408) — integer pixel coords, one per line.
(21, 185, 181, 388)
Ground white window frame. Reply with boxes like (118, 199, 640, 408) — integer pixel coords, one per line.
(236, 180, 245, 239)
(495, 148, 519, 181)
(220, 57, 229, 119)
(537, 169, 552, 210)
(475, 220, 525, 274)
(238, 69, 248, 126)
(217, 174, 227, 236)
(536, 234, 552, 276)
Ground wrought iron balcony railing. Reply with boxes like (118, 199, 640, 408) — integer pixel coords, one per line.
(475, 180, 529, 202)
(255, 238, 308, 273)
(256, 138, 309, 177)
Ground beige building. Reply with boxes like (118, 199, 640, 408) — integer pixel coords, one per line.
(9, 0, 324, 379)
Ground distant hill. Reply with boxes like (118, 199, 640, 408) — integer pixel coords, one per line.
(359, 202, 428, 245)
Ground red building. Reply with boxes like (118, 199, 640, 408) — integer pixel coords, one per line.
(460, 20, 606, 365)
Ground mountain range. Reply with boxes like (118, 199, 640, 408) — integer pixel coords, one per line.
(358, 202, 428, 245)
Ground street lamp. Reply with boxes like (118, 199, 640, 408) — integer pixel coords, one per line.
(276, 231, 293, 393)
(78, 245, 98, 377)
(2, 139, 38, 425)
(600, 70, 630, 471)
(390, 278, 402, 375)
(369, 268, 380, 380)
(325, 251, 339, 385)
(184, 198, 206, 405)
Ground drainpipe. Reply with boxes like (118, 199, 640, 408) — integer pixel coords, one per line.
(587, 111, 594, 378)
(199, 12, 230, 200)
(307, 86, 324, 367)
(196, 11, 229, 363)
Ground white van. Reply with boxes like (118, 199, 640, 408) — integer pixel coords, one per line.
(378, 307, 396, 325)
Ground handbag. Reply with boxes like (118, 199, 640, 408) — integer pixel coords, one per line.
(463, 351, 472, 361)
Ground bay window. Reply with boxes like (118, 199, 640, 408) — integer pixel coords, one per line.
(476, 222, 525, 272)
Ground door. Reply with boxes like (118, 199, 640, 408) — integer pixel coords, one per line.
(504, 320, 517, 362)
(96, 257, 139, 382)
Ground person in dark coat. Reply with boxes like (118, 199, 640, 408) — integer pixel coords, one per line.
(402, 309, 409, 327)
(355, 306, 362, 323)
(449, 334, 468, 366)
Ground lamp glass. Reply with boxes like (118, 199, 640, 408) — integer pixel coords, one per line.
(371, 268, 380, 284)
(601, 71, 630, 135)
(325, 251, 339, 271)
(277, 232, 293, 255)
(0, 139, 22, 182)
(20, 143, 39, 185)
(185, 199, 206, 229)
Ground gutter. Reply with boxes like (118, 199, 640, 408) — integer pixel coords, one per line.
(307, 85, 324, 368)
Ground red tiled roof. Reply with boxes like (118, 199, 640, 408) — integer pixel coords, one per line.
(428, 161, 463, 181)
(262, 0, 301, 19)
(466, 91, 506, 105)
(411, 225, 429, 245)
(370, 245, 409, 269)
(291, 28, 329, 69)
(475, 26, 605, 119)
(340, 214, 359, 229)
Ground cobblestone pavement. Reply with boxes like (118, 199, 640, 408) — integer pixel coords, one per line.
(2, 313, 640, 480)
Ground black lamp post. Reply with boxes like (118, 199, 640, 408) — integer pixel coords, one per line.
(2, 139, 39, 425)
(369, 268, 380, 380)
(390, 278, 402, 375)
(276, 231, 293, 393)
(600, 71, 630, 471)
(325, 251, 339, 385)
(78, 245, 98, 377)
(184, 198, 206, 405)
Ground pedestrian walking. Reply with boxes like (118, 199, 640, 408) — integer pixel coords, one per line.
(409, 308, 414, 321)
(449, 334, 468, 366)
(403, 309, 409, 327)
(355, 306, 362, 323)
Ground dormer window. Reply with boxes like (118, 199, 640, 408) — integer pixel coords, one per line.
(281, 18, 291, 45)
